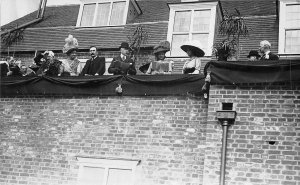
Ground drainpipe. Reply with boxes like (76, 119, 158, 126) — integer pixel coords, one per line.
(216, 110, 237, 185)
(1, 0, 47, 36)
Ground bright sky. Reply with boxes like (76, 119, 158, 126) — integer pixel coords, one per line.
(1, 0, 81, 26)
(47, 0, 80, 5)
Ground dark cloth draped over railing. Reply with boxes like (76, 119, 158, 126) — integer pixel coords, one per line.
(0, 75, 206, 96)
(205, 60, 300, 84)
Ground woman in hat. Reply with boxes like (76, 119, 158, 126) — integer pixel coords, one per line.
(247, 50, 261, 61)
(146, 40, 174, 75)
(181, 40, 205, 74)
(60, 35, 82, 76)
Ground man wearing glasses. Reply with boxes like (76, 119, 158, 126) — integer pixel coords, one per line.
(80, 46, 106, 76)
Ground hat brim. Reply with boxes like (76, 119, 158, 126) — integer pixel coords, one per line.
(66, 47, 78, 55)
(153, 48, 169, 54)
(119, 46, 132, 51)
(181, 45, 205, 57)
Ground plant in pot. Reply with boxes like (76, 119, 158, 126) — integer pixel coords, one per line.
(214, 8, 249, 61)
(213, 39, 236, 61)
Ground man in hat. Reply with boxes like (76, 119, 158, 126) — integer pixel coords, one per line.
(247, 50, 261, 61)
(259, 40, 279, 61)
(80, 46, 106, 76)
(108, 42, 136, 75)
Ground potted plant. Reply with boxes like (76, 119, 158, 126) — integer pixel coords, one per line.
(213, 39, 236, 61)
(214, 8, 249, 61)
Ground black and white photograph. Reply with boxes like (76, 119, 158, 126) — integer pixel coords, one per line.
(0, 0, 299, 185)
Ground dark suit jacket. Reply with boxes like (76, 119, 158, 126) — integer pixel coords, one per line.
(260, 52, 279, 61)
(80, 56, 105, 76)
(108, 55, 136, 75)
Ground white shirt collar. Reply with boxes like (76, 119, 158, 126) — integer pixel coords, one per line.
(120, 54, 126, 59)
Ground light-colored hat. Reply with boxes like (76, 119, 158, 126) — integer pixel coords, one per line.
(63, 34, 79, 54)
(181, 40, 205, 57)
(153, 40, 170, 54)
(260, 40, 271, 48)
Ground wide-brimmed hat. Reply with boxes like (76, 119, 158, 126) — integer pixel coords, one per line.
(181, 40, 205, 57)
(247, 50, 260, 58)
(63, 34, 79, 55)
(153, 40, 170, 54)
(119, 42, 131, 50)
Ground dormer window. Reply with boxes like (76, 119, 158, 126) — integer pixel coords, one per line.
(278, 0, 300, 54)
(167, 1, 220, 57)
(77, 0, 141, 27)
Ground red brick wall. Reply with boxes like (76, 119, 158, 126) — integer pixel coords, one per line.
(204, 83, 300, 185)
(0, 96, 208, 185)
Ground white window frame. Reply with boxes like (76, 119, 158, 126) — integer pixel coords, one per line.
(278, 0, 300, 54)
(76, 157, 140, 185)
(167, 2, 218, 57)
(76, 0, 130, 27)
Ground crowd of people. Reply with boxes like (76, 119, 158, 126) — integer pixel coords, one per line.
(0, 36, 279, 78)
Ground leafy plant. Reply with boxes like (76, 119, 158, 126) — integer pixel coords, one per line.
(213, 39, 236, 61)
(127, 25, 149, 59)
(214, 8, 249, 60)
(1, 26, 25, 55)
(1, 28, 24, 47)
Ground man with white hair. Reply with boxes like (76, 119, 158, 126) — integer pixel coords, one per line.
(36, 51, 62, 76)
(259, 40, 279, 60)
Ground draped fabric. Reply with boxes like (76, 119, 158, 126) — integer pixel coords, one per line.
(205, 60, 300, 84)
(0, 75, 206, 96)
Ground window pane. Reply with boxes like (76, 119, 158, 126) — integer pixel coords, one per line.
(192, 33, 209, 55)
(95, 3, 110, 26)
(107, 169, 132, 185)
(171, 34, 189, 56)
(193, 10, 211, 32)
(110, 2, 126, 25)
(81, 4, 96, 26)
(285, 30, 300, 53)
(78, 166, 105, 185)
(173, 11, 191, 32)
(286, 4, 300, 27)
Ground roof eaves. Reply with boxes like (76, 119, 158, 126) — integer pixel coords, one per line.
(167, 0, 219, 7)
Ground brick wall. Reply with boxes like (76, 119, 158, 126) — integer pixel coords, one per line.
(1, 82, 299, 185)
(0, 96, 208, 185)
(203, 83, 300, 185)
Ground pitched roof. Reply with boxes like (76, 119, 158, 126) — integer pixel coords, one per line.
(1, 5, 79, 30)
(1, 0, 279, 54)
(220, 0, 277, 17)
(1, 22, 168, 52)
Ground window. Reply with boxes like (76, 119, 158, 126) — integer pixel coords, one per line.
(77, 0, 129, 27)
(167, 1, 219, 56)
(76, 157, 140, 185)
(279, 1, 300, 54)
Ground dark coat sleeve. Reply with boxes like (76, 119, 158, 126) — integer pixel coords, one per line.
(96, 57, 106, 75)
(80, 59, 91, 76)
(127, 59, 137, 75)
(269, 53, 279, 60)
(108, 57, 120, 74)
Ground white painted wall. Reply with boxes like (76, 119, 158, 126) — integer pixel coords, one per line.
(1, 0, 80, 26)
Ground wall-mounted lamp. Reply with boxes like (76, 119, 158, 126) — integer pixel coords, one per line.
(216, 110, 237, 185)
